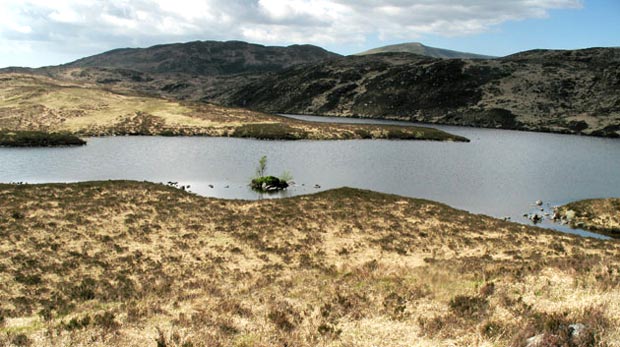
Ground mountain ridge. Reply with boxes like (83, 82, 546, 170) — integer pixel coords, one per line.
(1, 40, 619, 137)
(64, 40, 342, 76)
(356, 42, 496, 59)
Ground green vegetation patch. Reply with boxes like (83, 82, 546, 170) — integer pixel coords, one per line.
(0, 130, 86, 147)
(251, 176, 289, 192)
(231, 123, 308, 140)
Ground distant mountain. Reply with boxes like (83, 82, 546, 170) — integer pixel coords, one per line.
(356, 42, 495, 59)
(65, 40, 341, 76)
(226, 48, 620, 137)
(3, 42, 619, 137)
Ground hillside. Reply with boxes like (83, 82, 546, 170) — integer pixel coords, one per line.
(4, 43, 619, 137)
(356, 42, 495, 59)
(64, 40, 341, 76)
(225, 48, 620, 137)
(0, 181, 618, 346)
(0, 74, 467, 141)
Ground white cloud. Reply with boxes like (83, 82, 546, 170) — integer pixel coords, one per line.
(0, 0, 582, 66)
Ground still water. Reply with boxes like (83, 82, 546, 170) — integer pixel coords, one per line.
(1, 115, 619, 238)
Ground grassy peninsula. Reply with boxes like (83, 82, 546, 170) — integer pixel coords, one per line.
(560, 198, 620, 236)
(0, 130, 85, 147)
(0, 74, 467, 142)
(1, 181, 618, 346)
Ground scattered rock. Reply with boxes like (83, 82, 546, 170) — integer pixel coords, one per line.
(535, 200, 543, 206)
(569, 323, 586, 338)
(314, 184, 321, 189)
(526, 334, 544, 347)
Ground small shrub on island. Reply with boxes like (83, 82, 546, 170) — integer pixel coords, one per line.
(251, 176, 289, 192)
(250, 156, 292, 192)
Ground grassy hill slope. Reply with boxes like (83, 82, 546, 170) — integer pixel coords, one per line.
(0, 181, 618, 346)
(0, 74, 467, 141)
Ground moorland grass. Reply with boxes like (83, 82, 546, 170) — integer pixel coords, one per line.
(0, 130, 86, 147)
(560, 198, 620, 236)
(0, 181, 618, 346)
(0, 73, 468, 142)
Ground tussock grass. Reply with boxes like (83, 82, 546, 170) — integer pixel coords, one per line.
(0, 73, 467, 141)
(560, 198, 620, 236)
(0, 181, 618, 346)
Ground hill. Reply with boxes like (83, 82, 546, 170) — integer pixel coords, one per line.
(0, 74, 467, 141)
(356, 42, 495, 59)
(4, 43, 619, 137)
(0, 181, 618, 346)
(64, 40, 341, 76)
(225, 48, 620, 137)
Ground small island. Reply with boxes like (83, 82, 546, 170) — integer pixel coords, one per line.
(0, 130, 86, 147)
(250, 156, 291, 192)
(559, 198, 620, 236)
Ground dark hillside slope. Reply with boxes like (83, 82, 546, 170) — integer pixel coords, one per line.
(226, 48, 620, 137)
(64, 40, 341, 76)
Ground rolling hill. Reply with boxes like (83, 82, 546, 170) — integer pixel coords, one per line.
(0, 73, 466, 141)
(64, 40, 341, 76)
(225, 48, 620, 137)
(356, 42, 495, 59)
(2, 41, 619, 137)
(1, 181, 618, 346)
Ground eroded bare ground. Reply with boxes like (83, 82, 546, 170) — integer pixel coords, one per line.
(0, 74, 467, 141)
(1, 181, 619, 346)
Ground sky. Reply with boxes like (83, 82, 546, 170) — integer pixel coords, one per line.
(0, 0, 618, 68)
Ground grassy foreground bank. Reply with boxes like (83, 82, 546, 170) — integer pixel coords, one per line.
(0, 74, 467, 142)
(1, 181, 618, 347)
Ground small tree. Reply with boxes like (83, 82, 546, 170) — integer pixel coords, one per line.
(256, 155, 267, 178)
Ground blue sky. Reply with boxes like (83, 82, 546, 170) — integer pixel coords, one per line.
(404, 0, 620, 57)
(0, 0, 617, 68)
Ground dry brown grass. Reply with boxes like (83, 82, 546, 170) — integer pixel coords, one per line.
(0, 181, 618, 346)
(560, 198, 620, 236)
(0, 73, 467, 141)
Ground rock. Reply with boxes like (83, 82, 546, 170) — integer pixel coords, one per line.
(314, 184, 321, 189)
(503, 216, 511, 221)
(224, 185, 229, 188)
(569, 323, 586, 338)
(530, 214, 543, 224)
(208, 184, 214, 188)
(536, 200, 543, 206)
(526, 334, 544, 347)
(565, 210, 576, 221)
